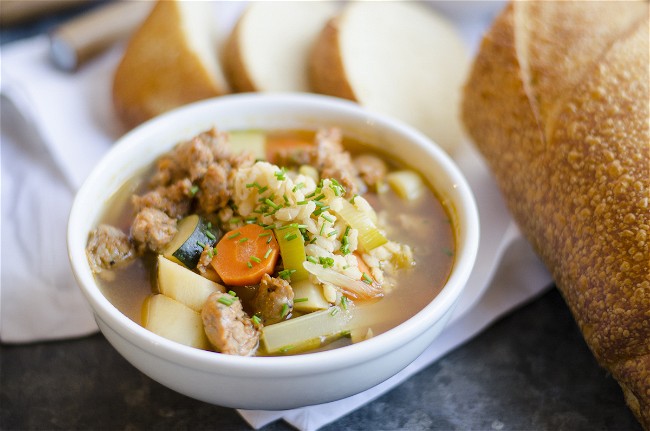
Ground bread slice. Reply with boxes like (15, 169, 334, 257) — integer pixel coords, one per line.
(309, 2, 469, 154)
(112, 0, 229, 129)
(223, 2, 338, 93)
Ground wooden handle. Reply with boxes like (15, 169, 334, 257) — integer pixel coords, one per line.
(0, 0, 90, 26)
(49, 0, 153, 72)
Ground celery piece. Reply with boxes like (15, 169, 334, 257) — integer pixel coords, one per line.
(261, 307, 352, 354)
(292, 279, 330, 312)
(142, 294, 210, 350)
(229, 130, 266, 160)
(274, 226, 309, 281)
(385, 170, 424, 201)
(335, 199, 387, 251)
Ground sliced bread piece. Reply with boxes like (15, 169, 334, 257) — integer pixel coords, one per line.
(224, 1, 338, 93)
(309, 2, 468, 154)
(112, 0, 229, 129)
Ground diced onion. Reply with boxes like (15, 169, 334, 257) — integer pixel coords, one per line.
(303, 261, 383, 301)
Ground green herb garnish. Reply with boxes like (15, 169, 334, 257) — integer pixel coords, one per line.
(278, 269, 296, 280)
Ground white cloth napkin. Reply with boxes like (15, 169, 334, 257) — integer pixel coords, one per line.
(0, 2, 552, 429)
(1, 37, 123, 342)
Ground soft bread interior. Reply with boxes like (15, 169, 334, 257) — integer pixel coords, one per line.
(180, 2, 228, 92)
(228, 2, 338, 92)
(337, 2, 469, 153)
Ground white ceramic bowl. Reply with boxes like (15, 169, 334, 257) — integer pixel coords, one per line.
(68, 93, 479, 410)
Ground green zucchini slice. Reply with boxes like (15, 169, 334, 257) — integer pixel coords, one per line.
(163, 215, 220, 269)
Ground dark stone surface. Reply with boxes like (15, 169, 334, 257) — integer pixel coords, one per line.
(0, 288, 641, 430)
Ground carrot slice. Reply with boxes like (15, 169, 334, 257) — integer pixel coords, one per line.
(211, 224, 279, 286)
(355, 252, 374, 282)
(266, 136, 313, 163)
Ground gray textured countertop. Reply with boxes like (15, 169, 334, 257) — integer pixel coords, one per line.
(0, 3, 642, 430)
(1, 288, 640, 430)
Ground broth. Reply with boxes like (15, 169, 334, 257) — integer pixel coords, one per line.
(91, 128, 455, 355)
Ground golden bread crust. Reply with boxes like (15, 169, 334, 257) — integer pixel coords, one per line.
(462, 2, 649, 427)
(112, 1, 227, 129)
(222, 8, 257, 93)
(308, 17, 357, 101)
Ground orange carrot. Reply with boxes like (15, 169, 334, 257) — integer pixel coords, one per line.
(355, 252, 375, 283)
(212, 224, 279, 286)
(266, 136, 313, 163)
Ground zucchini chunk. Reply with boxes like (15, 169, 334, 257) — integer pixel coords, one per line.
(157, 255, 225, 312)
(142, 294, 210, 350)
(163, 214, 220, 269)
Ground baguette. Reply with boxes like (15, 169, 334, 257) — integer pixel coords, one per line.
(223, 1, 338, 93)
(309, 1, 469, 154)
(112, 0, 229, 129)
(461, 2, 649, 427)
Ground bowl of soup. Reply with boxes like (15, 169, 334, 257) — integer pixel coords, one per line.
(68, 93, 479, 409)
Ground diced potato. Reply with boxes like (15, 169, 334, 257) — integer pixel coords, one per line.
(142, 294, 210, 350)
(292, 279, 330, 312)
(298, 165, 319, 183)
(385, 170, 424, 201)
(157, 255, 225, 312)
(229, 130, 266, 160)
(350, 327, 374, 344)
(261, 307, 352, 354)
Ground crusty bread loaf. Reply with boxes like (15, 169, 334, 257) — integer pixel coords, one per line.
(112, 0, 229, 129)
(309, 1, 469, 154)
(223, 1, 338, 93)
(461, 2, 649, 427)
